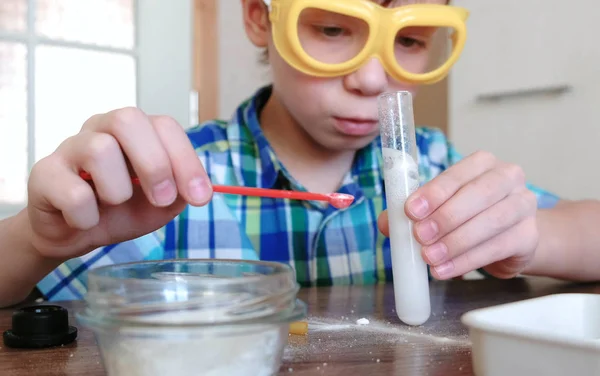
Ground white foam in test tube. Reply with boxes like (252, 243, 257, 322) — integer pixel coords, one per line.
(378, 91, 431, 326)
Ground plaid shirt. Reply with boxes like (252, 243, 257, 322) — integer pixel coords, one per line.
(37, 86, 560, 301)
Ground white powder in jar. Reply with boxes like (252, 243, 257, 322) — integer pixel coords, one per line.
(95, 310, 288, 376)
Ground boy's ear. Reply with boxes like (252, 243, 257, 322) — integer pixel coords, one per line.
(241, 0, 270, 48)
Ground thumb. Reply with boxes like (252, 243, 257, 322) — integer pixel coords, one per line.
(91, 194, 188, 248)
(377, 210, 390, 237)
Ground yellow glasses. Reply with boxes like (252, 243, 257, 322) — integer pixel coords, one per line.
(264, 0, 469, 84)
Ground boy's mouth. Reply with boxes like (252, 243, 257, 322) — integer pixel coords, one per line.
(333, 117, 379, 137)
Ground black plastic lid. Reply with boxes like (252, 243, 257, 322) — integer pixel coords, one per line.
(2, 305, 77, 349)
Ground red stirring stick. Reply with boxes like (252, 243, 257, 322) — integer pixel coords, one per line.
(78, 171, 354, 209)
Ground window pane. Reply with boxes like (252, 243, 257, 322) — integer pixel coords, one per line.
(190, 91, 198, 127)
(36, 0, 134, 49)
(0, 42, 28, 205)
(0, 0, 27, 32)
(35, 46, 136, 161)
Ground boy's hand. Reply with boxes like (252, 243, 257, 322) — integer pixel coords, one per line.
(378, 150, 539, 279)
(26, 107, 213, 260)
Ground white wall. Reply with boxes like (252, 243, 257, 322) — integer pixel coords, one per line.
(217, 1, 270, 120)
(449, 0, 600, 200)
(138, 0, 193, 128)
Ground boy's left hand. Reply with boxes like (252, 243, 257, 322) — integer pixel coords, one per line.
(378, 150, 539, 279)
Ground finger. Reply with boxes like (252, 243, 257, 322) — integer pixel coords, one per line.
(377, 210, 389, 237)
(421, 188, 538, 266)
(405, 150, 499, 220)
(150, 116, 213, 206)
(413, 163, 527, 245)
(98, 193, 189, 246)
(429, 216, 538, 280)
(82, 108, 177, 207)
(28, 155, 100, 230)
(58, 131, 133, 206)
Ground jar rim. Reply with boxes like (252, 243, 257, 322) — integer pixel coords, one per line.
(78, 259, 305, 330)
(87, 258, 295, 287)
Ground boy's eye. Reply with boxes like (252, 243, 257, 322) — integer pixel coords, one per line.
(395, 36, 426, 49)
(315, 25, 346, 37)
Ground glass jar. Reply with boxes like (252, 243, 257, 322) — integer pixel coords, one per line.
(76, 259, 306, 376)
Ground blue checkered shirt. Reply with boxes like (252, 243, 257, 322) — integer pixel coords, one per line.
(37, 86, 560, 300)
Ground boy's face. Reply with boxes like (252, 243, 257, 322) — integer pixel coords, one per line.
(243, 0, 450, 152)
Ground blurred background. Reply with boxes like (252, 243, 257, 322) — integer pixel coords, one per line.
(0, 0, 598, 219)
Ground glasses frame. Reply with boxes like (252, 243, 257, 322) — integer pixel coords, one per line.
(265, 0, 469, 84)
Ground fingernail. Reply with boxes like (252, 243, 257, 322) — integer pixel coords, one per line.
(416, 219, 438, 243)
(425, 243, 447, 264)
(434, 261, 454, 278)
(188, 177, 211, 203)
(152, 179, 177, 206)
(407, 196, 429, 218)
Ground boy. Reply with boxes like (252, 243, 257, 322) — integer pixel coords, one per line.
(1, 0, 600, 307)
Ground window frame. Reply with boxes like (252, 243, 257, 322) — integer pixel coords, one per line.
(0, 0, 193, 218)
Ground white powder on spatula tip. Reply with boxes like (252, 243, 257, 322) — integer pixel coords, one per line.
(356, 318, 370, 325)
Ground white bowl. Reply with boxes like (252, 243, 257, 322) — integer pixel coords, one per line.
(461, 293, 600, 376)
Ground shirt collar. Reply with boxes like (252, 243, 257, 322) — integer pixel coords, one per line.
(226, 85, 283, 189)
(349, 137, 384, 199)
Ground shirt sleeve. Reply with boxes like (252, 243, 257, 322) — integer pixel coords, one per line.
(445, 138, 561, 210)
(36, 226, 170, 301)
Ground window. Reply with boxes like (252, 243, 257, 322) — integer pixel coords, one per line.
(0, 0, 193, 216)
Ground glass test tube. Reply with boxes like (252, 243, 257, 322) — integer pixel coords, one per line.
(378, 91, 431, 326)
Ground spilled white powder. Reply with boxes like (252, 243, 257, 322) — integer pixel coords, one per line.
(356, 318, 370, 325)
(96, 310, 288, 376)
(283, 315, 471, 364)
(303, 316, 468, 344)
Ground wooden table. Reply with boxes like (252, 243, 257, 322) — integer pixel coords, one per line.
(1, 277, 599, 375)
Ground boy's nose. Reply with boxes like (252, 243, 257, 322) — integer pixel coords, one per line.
(343, 58, 389, 97)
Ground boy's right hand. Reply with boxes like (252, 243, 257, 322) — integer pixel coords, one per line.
(25, 107, 213, 260)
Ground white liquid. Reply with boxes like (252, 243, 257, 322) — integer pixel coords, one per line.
(382, 147, 431, 326)
(96, 310, 288, 376)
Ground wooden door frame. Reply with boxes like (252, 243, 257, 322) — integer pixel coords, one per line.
(413, 29, 449, 135)
(194, 0, 219, 123)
